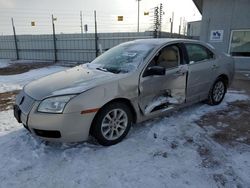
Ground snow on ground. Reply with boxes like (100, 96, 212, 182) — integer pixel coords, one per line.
(0, 66, 67, 92)
(236, 70, 250, 80)
(0, 91, 249, 188)
(0, 59, 55, 68)
(0, 59, 12, 68)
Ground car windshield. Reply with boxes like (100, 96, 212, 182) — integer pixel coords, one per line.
(89, 42, 156, 74)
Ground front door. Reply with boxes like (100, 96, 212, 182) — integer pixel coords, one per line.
(138, 43, 188, 115)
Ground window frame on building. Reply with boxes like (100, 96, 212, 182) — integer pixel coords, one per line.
(228, 29, 250, 58)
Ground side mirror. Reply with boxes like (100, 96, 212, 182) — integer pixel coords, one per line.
(146, 66, 165, 76)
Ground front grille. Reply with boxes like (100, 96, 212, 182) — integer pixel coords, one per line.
(33, 129, 61, 138)
(16, 90, 35, 114)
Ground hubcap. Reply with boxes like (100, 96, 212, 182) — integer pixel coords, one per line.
(213, 81, 225, 102)
(101, 109, 128, 140)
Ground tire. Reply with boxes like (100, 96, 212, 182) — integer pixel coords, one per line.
(207, 78, 227, 105)
(91, 102, 132, 146)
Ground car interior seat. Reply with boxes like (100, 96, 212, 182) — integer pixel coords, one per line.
(158, 48, 179, 69)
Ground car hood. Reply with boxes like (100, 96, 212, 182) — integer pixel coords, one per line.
(24, 65, 121, 100)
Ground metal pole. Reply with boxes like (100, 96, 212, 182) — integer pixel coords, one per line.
(170, 12, 174, 35)
(137, 0, 141, 32)
(52, 14, 57, 62)
(94, 10, 98, 57)
(80, 11, 83, 34)
(159, 3, 163, 38)
(183, 17, 186, 36)
(179, 17, 182, 35)
(11, 18, 19, 60)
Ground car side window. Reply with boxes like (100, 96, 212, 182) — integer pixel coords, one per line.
(143, 44, 182, 77)
(157, 46, 180, 69)
(185, 44, 214, 63)
(149, 45, 180, 69)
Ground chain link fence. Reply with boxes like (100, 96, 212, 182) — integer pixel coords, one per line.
(0, 31, 190, 63)
(0, 6, 190, 63)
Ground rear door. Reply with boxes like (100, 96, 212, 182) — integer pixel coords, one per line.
(184, 43, 217, 102)
(138, 43, 188, 115)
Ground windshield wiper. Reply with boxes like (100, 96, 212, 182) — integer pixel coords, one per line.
(96, 67, 108, 72)
(96, 67, 121, 74)
(105, 67, 121, 74)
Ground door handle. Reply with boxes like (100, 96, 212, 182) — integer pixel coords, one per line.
(174, 65, 188, 76)
(212, 64, 219, 69)
(175, 68, 188, 76)
(174, 70, 186, 76)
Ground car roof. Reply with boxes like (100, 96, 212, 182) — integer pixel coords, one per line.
(133, 38, 201, 46)
(130, 38, 216, 53)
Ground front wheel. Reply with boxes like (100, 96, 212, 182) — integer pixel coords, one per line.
(91, 102, 132, 146)
(207, 78, 227, 105)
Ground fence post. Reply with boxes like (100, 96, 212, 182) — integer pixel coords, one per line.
(52, 14, 57, 62)
(94, 10, 98, 57)
(11, 18, 19, 60)
(178, 17, 182, 35)
(170, 12, 174, 37)
(80, 11, 83, 34)
(137, 0, 141, 32)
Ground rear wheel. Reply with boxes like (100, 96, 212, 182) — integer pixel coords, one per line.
(91, 102, 132, 146)
(207, 78, 227, 105)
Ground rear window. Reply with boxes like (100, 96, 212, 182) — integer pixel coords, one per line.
(186, 44, 214, 63)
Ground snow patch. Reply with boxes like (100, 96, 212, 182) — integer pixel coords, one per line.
(225, 90, 249, 102)
(232, 152, 250, 185)
(0, 66, 67, 93)
(0, 110, 20, 134)
(0, 59, 11, 68)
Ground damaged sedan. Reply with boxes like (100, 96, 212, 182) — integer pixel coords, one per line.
(13, 39, 234, 146)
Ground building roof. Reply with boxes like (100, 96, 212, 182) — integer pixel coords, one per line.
(193, 0, 203, 14)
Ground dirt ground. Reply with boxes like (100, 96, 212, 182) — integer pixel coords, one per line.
(0, 61, 55, 111)
(197, 100, 250, 145)
(197, 74, 250, 146)
(0, 62, 55, 75)
(0, 90, 19, 111)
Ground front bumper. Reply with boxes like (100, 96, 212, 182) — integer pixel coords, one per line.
(14, 101, 96, 142)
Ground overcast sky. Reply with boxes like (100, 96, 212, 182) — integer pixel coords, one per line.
(0, 0, 201, 35)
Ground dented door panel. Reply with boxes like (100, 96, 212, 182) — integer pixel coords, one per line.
(138, 42, 188, 115)
(139, 66, 187, 115)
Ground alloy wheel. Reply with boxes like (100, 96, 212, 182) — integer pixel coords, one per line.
(212, 81, 225, 102)
(101, 109, 128, 141)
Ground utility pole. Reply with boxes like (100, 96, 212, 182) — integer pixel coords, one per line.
(170, 12, 174, 35)
(179, 17, 182, 35)
(11, 18, 19, 60)
(182, 17, 186, 35)
(94, 10, 98, 57)
(159, 3, 163, 38)
(80, 11, 83, 34)
(137, 0, 141, 32)
(153, 6, 159, 38)
(52, 14, 57, 62)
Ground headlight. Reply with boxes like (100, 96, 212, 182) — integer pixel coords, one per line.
(37, 95, 76, 113)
